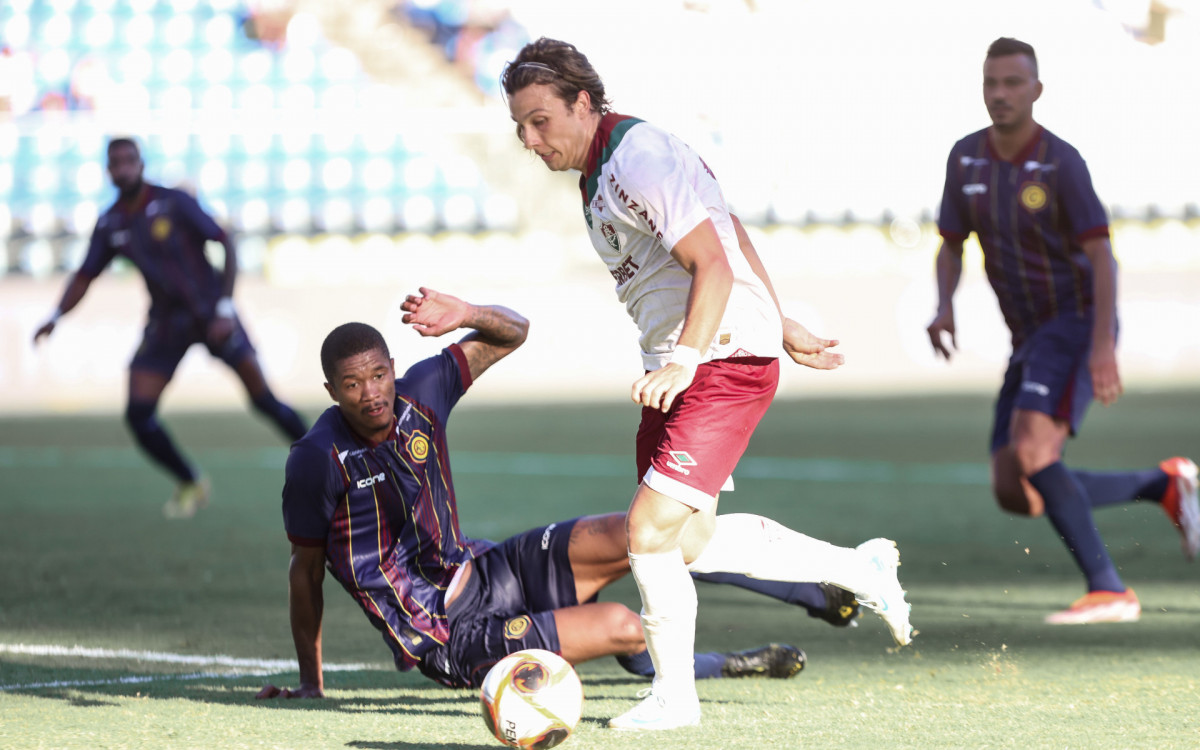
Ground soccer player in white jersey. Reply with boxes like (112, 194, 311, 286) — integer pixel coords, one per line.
(503, 38, 914, 731)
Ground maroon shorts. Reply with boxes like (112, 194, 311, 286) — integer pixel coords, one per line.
(636, 357, 779, 511)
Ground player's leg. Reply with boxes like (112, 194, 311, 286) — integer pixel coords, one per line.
(683, 513, 911, 644)
(690, 574, 860, 627)
(612, 357, 793, 730)
(1011, 408, 1140, 623)
(567, 512, 857, 625)
(126, 322, 208, 517)
(210, 319, 307, 441)
(127, 367, 195, 482)
(529, 519, 808, 677)
(620, 482, 703, 728)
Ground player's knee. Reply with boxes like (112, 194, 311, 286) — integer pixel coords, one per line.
(124, 400, 158, 433)
(991, 472, 1045, 517)
(1010, 435, 1061, 477)
(602, 604, 645, 651)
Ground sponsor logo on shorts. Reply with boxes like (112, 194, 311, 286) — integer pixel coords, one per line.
(540, 522, 557, 550)
(666, 451, 697, 475)
(356, 472, 386, 489)
(503, 615, 531, 640)
(407, 430, 430, 462)
(1021, 381, 1050, 397)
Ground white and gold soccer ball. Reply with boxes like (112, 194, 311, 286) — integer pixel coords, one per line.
(479, 649, 584, 749)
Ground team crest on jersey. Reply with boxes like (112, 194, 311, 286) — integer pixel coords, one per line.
(1020, 182, 1048, 212)
(406, 430, 430, 462)
(582, 202, 593, 229)
(151, 216, 171, 241)
(600, 221, 620, 251)
(503, 615, 531, 640)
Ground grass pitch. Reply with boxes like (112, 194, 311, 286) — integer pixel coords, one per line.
(1, 391, 1198, 749)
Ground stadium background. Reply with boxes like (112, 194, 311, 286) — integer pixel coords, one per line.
(1, 0, 1198, 416)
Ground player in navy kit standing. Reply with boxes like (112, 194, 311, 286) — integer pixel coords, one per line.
(928, 38, 1199, 624)
(34, 138, 308, 518)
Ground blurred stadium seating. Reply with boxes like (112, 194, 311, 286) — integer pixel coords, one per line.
(0, 0, 517, 275)
(2, 0, 1198, 280)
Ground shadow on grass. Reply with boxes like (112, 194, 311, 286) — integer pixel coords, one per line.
(346, 742, 497, 750)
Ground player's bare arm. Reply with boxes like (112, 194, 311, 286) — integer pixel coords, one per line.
(631, 219, 732, 413)
(730, 214, 842, 370)
(730, 214, 784, 319)
(927, 238, 965, 360)
(257, 544, 326, 700)
(401, 287, 529, 380)
(1082, 235, 1122, 406)
(33, 273, 94, 343)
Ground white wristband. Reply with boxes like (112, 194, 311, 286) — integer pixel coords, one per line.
(670, 344, 702, 371)
(214, 297, 235, 319)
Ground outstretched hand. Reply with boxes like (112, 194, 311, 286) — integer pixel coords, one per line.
(401, 287, 470, 338)
(32, 320, 56, 344)
(256, 683, 324, 700)
(782, 318, 844, 370)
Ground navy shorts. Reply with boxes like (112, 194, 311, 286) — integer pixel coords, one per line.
(989, 313, 1099, 453)
(131, 309, 256, 377)
(418, 518, 581, 689)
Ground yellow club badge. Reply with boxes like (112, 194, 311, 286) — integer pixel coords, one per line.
(151, 216, 172, 241)
(503, 615, 531, 640)
(407, 430, 430, 463)
(1020, 182, 1048, 212)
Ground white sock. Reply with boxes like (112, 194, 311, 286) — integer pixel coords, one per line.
(628, 548, 698, 701)
(686, 513, 877, 594)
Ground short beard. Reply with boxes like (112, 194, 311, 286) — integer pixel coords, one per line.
(118, 179, 144, 201)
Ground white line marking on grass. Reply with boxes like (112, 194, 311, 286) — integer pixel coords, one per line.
(0, 670, 275, 692)
(0, 643, 384, 692)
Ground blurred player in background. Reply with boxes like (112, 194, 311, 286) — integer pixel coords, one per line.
(502, 38, 913, 731)
(33, 137, 308, 519)
(259, 288, 872, 700)
(928, 38, 1199, 624)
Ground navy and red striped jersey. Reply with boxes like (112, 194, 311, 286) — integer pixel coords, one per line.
(79, 184, 228, 319)
(282, 345, 494, 672)
(937, 126, 1110, 347)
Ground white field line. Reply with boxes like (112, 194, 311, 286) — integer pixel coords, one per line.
(0, 643, 384, 692)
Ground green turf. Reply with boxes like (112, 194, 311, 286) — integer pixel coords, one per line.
(2, 391, 1199, 749)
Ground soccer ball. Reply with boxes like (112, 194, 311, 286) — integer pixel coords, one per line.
(479, 649, 584, 749)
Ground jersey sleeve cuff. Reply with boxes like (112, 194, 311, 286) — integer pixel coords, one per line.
(287, 533, 326, 548)
(659, 205, 712, 250)
(938, 229, 969, 242)
(1076, 225, 1110, 242)
(448, 343, 473, 391)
